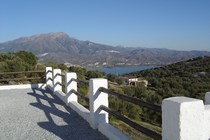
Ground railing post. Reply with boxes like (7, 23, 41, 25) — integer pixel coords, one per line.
(89, 78, 108, 129)
(162, 97, 204, 140)
(45, 67, 53, 88)
(53, 69, 62, 93)
(65, 72, 78, 104)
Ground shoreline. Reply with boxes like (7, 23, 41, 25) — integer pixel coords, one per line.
(94, 64, 163, 69)
(93, 65, 158, 75)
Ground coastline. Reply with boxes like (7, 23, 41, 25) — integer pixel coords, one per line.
(93, 64, 163, 68)
(93, 65, 158, 75)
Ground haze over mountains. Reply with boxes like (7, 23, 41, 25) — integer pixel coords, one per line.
(0, 32, 209, 67)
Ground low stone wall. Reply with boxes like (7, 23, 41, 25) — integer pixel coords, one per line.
(0, 83, 46, 90)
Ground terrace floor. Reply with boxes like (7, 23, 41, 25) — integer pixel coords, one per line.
(0, 88, 108, 140)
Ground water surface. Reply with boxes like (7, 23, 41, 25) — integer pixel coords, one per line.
(96, 65, 156, 75)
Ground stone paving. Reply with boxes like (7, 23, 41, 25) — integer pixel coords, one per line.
(0, 88, 108, 140)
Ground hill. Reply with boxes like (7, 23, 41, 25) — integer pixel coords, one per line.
(125, 56, 210, 99)
(0, 32, 210, 67)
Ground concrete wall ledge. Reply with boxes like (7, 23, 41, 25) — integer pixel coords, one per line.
(0, 83, 46, 90)
(54, 90, 66, 103)
(47, 84, 53, 91)
(68, 101, 90, 124)
(98, 122, 131, 140)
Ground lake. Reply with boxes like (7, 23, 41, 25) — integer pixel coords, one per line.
(95, 65, 156, 75)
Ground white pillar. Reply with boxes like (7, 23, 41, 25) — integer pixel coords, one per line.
(89, 78, 108, 129)
(66, 72, 78, 104)
(53, 69, 62, 93)
(162, 97, 204, 140)
(45, 67, 53, 87)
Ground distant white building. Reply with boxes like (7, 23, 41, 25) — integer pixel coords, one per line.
(102, 62, 107, 66)
(125, 77, 148, 87)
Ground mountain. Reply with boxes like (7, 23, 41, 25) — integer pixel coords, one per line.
(0, 32, 210, 67)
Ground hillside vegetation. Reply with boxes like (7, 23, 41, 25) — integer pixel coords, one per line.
(112, 56, 210, 139)
(0, 51, 38, 72)
(126, 56, 210, 100)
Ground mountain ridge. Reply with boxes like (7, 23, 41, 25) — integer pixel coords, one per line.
(0, 32, 209, 67)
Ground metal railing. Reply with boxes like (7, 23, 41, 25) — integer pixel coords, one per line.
(100, 105, 161, 140)
(72, 78, 89, 86)
(0, 70, 45, 82)
(71, 78, 89, 102)
(99, 87, 161, 112)
(57, 82, 65, 88)
(98, 87, 162, 140)
(70, 89, 89, 102)
(56, 73, 65, 78)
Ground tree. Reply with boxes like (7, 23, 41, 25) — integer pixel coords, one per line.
(107, 74, 116, 82)
(45, 61, 58, 68)
(85, 70, 103, 80)
(69, 66, 86, 80)
(116, 77, 124, 85)
(0, 62, 9, 72)
(58, 64, 68, 71)
(35, 63, 46, 70)
(0, 53, 25, 72)
(126, 103, 140, 120)
(123, 86, 135, 97)
(15, 51, 38, 66)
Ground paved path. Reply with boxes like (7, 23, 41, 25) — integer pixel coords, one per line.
(0, 88, 108, 140)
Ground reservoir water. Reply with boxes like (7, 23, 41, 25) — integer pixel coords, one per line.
(95, 65, 156, 75)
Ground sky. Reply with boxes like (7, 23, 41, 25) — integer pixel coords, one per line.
(0, 0, 210, 51)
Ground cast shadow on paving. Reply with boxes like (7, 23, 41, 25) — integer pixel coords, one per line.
(27, 88, 108, 140)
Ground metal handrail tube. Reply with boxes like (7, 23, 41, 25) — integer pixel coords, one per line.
(99, 105, 162, 140)
(57, 82, 65, 88)
(48, 77, 53, 81)
(99, 87, 161, 112)
(46, 70, 53, 73)
(71, 78, 89, 86)
(56, 73, 65, 77)
(70, 89, 89, 102)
